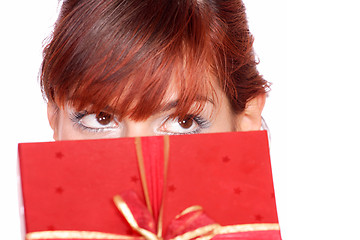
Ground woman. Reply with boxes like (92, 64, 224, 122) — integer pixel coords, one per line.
(43, 0, 269, 140)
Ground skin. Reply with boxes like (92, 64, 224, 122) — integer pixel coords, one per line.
(47, 83, 266, 140)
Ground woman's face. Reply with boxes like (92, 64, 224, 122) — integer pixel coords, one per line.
(48, 83, 265, 140)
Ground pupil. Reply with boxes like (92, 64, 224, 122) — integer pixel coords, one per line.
(96, 112, 112, 125)
(178, 117, 193, 129)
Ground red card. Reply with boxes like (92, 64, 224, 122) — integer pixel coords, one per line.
(19, 131, 281, 239)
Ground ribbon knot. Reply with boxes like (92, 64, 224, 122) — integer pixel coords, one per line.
(113, 191, 219, 240)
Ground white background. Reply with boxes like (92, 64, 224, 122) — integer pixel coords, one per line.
(1, 0, 360, 239)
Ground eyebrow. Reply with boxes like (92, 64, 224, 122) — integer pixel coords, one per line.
(160, 96, 215, 113)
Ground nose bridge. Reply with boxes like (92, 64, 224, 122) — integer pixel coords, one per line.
(123, 120, 154, 138)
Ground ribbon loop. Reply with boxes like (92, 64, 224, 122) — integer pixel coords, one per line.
(113, 195, 159, 240)
(114, 192, 224, 240)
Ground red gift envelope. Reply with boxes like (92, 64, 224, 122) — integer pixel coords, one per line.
(19, 131, 281, 240)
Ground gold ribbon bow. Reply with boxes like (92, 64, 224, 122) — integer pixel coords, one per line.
(26, 136, 280, 240)
(113, 194, 220, 240)
(112, 193, 280, 240)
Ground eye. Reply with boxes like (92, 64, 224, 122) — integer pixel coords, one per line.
(73, 111, 119, 131)
(178, 117, 194, 129)
(95, 112, 113, 126)
(158, 115, 210, 135)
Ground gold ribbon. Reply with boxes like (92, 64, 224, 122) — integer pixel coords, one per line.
(158, 135, 170, 237)
(26, 231, 137, 239)
(134, 137, 153, 217)
(26, 136, 280, 240)
(26, 223, 280, 240)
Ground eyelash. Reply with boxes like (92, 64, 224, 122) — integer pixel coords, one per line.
(163, 115, 210, 135)
(69, 111, 107, 133)
(69, 111, 211, 134)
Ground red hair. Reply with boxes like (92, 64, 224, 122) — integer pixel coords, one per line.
(41, 0, 269, 120)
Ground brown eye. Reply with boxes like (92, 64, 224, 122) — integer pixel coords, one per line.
(178, 117, 194, 129)
(96, 112, 113, 126)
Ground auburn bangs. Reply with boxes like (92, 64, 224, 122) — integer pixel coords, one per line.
(41, 0, 269, 120)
